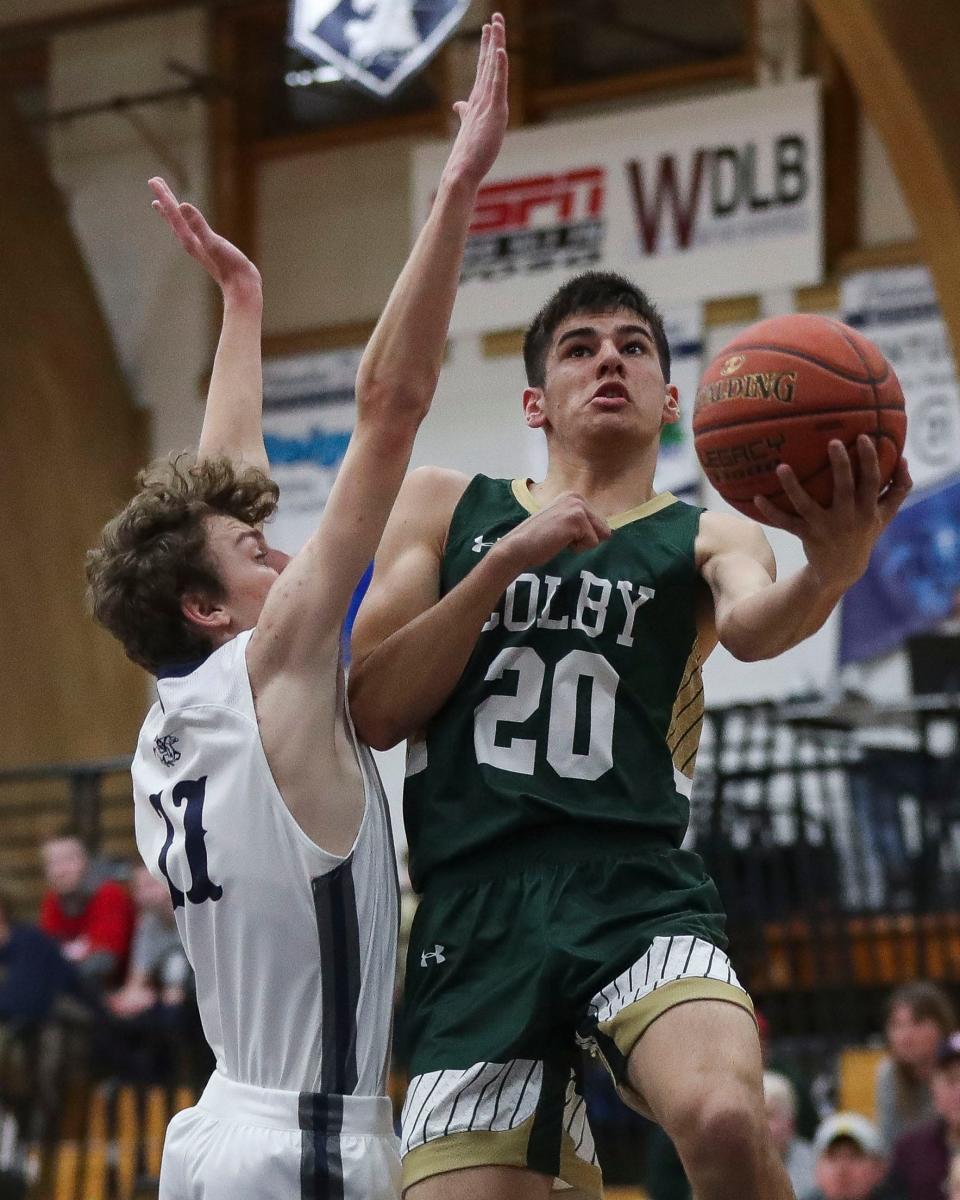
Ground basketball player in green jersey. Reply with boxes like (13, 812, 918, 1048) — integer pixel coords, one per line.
(349, 271, 912, 1200)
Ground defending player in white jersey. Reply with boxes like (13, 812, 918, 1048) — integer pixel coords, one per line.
(85, 19, 509, 1199)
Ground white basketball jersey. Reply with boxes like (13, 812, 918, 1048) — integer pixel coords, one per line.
(132, 630, 398, 1097)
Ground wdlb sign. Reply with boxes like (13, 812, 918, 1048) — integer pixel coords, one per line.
(413, 79, 822, 333)
(290, 0, 469, 99)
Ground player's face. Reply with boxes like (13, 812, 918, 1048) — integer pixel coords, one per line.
(201, 514, 290, 635)
(524, 309, 679, 450)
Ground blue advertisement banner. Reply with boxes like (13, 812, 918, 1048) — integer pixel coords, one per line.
(839, 474, 960, 663)
(839, 268, 960, 664)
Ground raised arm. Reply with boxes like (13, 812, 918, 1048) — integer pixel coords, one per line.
(350, 474, 611, 750)
(698, 436, 912, 661)
(149, 177, 268, 472)
(249, 14, 511, 682)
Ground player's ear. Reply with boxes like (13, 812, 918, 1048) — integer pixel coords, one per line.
(661, 385, 680, 427)
(523, 386, 547, 429)
(181, 592, 230, 634)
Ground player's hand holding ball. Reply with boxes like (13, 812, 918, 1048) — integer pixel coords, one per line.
(693, 313, 913, 589)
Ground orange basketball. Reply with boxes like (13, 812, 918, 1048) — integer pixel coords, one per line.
(692, 314, 907, 523)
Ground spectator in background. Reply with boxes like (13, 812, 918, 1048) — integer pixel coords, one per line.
(38, 833, 135, 991)
(766, 1070, 817, 1197)
(108, 866, 189, 1020)
(99, 866, 191, 1083)
(0, 886, 83, 1038)
(945, 1152, 960, 1200)
(946, 1153, 960, 1200)
(889, 1032, 960, 1200)
(875, 982, 956, 1148)
(803, 1112, 900, 1200)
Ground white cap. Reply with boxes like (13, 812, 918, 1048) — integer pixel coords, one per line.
(812, 1112, 884, 1157)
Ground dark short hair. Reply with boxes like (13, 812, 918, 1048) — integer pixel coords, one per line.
(86, 455, 279, 674)
(522, 271, 670, 388)
(887, 981, 956, 1035)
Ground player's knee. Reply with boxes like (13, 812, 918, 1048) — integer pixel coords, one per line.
(667, 1086, 765, 1169)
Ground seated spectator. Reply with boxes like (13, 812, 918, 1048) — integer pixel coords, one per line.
(890, 1032, 960, 1200)
(38, 833, 135, 991)
(875, 981, 955, 1147)
(947, 1153, 960, 1200)
(98, 866, 191, 1083)
(765, 1070, 817, 1197)
(108, 866, 189, 1020)
(804, 1112, 900, 1200)
(0, 885, 84, 1037)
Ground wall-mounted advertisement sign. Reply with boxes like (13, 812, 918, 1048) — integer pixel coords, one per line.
(261, 347, 362, 555)
(413, 79, 822, 334)
(839, 268, 960, 664)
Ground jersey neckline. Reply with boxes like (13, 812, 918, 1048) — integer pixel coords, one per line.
(510, 478, 678, 530)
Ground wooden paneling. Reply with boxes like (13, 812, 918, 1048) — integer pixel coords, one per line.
(804, 0, 960, 351)
(0, 87, 146, 769)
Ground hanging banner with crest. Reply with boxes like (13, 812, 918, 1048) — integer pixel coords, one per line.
(290, 0, 470, 99)
(839, 267, 960, 663)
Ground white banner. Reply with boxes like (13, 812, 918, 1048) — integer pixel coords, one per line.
(261, 347, 361, 554)
(413, 80, 822, 334)
(840, 267, 960, 491)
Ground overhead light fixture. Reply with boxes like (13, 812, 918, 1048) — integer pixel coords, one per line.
(284, 64, 344, 87)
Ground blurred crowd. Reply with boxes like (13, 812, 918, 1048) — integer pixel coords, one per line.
(627, 978, 960, 1200)
(0, 831, 203, 1191)
(2, 836, 960, 1200)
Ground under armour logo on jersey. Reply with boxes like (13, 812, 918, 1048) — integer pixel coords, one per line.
(420, 944, 446, 966)
(153, 734, 181, 768)
(472, 534, 499, 554)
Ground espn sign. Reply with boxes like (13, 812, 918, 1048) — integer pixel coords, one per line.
(462, 168, 606, 282)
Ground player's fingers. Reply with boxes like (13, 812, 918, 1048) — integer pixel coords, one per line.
(492, 46, 508, 106)
(569, 529, 601, 553)
(752, 494, 804, 535)
(148, 176, 177, 207)
(585, 509, 611, 541)
(854, 434, 881, 506)
(827, 439, 855, 509)
(179, 203, 212, 238)
(489, 13, 506, 64)
(878, 457, 913, 524)
(475, 22, 491, 93)
(775, 462, 823, 521)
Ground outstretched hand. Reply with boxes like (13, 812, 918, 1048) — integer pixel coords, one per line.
(443, 12, 509, 188)
(148, 176, 261, 302)
(753, 435, 913, 591)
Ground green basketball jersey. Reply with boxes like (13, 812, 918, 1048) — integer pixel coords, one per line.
(404, 475, 706, 893)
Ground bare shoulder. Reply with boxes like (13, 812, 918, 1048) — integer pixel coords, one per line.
(695, 508, 774, 573)
(388, 465, 472, 549)
(402, 465, 472, 513)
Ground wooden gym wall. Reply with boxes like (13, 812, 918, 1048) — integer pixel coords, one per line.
(0, 87, 147, 770)
(805, 0, 960, 349)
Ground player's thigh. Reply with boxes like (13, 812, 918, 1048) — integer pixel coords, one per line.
(406, 1164, 553, 1200)
(628, 999, 765, 1135)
